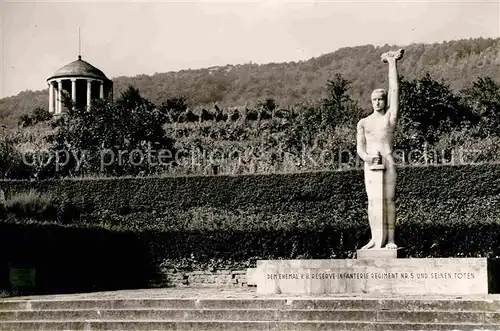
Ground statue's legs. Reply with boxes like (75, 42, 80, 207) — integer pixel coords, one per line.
(384, 164, 397, 249)
(360, 198, 376, 250)
(361, 165, 382, 250)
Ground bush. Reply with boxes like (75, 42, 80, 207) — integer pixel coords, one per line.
(3, 190, 57, 221)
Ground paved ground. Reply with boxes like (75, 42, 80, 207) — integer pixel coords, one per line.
(3, 287, 500, 301)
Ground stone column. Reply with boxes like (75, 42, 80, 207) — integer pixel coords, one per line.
(48, 82, 54, 113)
(57, 79, 62, 115)
(71, 79, 77, 105)
(87, 79, 92, 108)
(99, 81, 104, 99)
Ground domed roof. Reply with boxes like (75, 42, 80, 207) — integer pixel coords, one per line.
(47, 55, 109, 81)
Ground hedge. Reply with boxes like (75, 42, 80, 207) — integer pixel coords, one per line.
(0, 164, 500, 292)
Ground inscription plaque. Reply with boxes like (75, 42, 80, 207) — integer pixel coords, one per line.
(255, 258, 499, 295)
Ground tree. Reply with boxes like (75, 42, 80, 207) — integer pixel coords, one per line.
(461, 76, 500, 137)
(0, 132, 33, 179)
(398, 73, 476, 146)
(201, 108, 215, 121)
(32, 107, 52, 123)
(19, 107, 52, 127)
(158, 95, 189, 123)
(257, 98, 277, 112)
(49, 86, 176, 177)
(321, 73, 364, 129)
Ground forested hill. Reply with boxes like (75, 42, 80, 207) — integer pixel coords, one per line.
(1, 37, 498, 127)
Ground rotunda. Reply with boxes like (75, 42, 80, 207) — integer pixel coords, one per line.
(46, 55, 113, 114)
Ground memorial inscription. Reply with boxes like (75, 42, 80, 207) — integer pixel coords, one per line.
(266, 272, 476, 280)
(255, 259, 493, 295)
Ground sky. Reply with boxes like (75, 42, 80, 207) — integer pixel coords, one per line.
(1, 0, 499, 98)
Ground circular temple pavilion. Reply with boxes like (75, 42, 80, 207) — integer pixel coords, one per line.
(46, 55, 113, 114)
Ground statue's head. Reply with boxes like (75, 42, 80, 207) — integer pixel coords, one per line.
(371, 88, 387, 113)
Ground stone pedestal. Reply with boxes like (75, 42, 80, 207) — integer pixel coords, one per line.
(254, 258, 500, 296)
(357, 247, 406, 259)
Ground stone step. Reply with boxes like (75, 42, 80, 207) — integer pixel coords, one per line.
(0, 308, 498, 324)
(0, 320, 499, 331)
(1, 298, 500, 311)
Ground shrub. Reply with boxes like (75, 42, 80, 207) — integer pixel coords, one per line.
(3, 190, 57, 221)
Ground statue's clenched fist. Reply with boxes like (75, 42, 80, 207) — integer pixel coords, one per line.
(381, 49, 404, 63)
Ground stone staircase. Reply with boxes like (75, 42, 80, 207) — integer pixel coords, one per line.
(1, 295, 500, 330)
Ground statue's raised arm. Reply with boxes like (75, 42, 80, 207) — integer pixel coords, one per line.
(381, 49, 404, 127)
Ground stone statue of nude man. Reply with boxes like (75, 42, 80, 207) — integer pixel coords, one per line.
(356, 49, 404, 250)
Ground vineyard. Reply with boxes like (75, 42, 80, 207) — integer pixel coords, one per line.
(162, 106, 358, 176)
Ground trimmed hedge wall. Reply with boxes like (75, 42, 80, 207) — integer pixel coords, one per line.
(1, 164, 500, 291)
